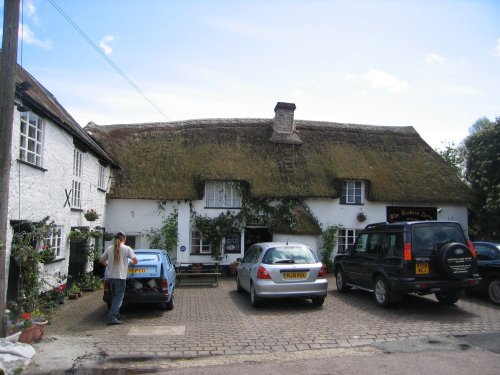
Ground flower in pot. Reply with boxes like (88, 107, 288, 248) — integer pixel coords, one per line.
(68, 229, 88, 242)
(103, 232, 114, 241)
(38, 244, 55, 263)
(84, 208, 99, 222)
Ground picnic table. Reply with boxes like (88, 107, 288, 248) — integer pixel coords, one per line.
(175, 262, 221, 287)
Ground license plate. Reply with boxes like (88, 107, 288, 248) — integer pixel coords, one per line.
(415, 263, 429, 275)
(283, 272, 307, 279)
(128, 268, 146, 274)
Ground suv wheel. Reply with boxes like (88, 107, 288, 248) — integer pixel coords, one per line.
(335, 268, 351, 293)
(435, 290, 460, 305)
(487, 278, 500, 305)
(438, 242, 473, 279)
(311, 297, 325, 306)
(236, 274, 244, 293)
(374, 276, 391, 307)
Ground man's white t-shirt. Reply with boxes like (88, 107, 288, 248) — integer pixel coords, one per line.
(101, 244, 136, 279)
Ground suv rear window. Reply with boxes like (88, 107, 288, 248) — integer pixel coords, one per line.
(412, 224, 465, 252)
(262, 247, 318, 264)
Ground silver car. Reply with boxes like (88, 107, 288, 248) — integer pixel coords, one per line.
(236, 242, 328, 307)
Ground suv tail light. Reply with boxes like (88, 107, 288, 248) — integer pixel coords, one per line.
(467, 240, 477, 257)
(104, 280, 110, 294)
(162, 279, 169, 295)
(318, 264, 327, 278)
(257, 266, 271, 279)
(403, 242, 412, 261)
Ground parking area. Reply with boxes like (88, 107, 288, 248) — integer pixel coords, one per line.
(39, 275, 500, 360)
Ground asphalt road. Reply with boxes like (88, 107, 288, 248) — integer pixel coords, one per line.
(23, 275, 500, 374)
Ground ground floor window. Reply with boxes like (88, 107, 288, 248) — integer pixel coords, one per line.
(191, 230, 211, 254)
(46, 226, 63, 257)
(337, 228, 360, 253)
(224, 232, 241, 254)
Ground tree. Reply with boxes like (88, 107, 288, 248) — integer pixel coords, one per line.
(464, 117, 500, 240)
(436, 141, 465, 181)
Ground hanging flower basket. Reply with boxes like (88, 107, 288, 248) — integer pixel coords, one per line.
(103, 232, 114, 241)
(84, 209, 99, 222)
(357, 212, 367, 222)
(89, 229, 103, 239)
(68, 229, 88, 242)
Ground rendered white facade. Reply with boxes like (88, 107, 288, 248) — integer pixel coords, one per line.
(6, 109, 112, 291)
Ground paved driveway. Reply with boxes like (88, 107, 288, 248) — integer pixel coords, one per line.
(32, 275, 500, 365)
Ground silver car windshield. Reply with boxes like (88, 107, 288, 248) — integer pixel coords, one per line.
(262, 247, 317, 264)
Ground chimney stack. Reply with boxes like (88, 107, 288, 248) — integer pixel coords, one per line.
(269, 102, 302, 144)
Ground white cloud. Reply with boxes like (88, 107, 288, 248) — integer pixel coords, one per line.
(425, 53, 447, 65)
(20, 24, 52, 50)
(360, 69, 410, 94)
(493, 38, 500, 56)
(100, 35, 116, 55)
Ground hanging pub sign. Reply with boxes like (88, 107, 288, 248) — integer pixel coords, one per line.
(387, 206, 437, 223)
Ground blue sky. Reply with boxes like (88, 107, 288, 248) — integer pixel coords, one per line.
(2, 0, 500, 149)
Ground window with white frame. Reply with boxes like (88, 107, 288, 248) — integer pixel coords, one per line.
(98, 164, 106, 190)
(341, 180, 363, 204)
(46, 226, 63, 257)
(71, 149, 83, 208)
(191, 230, 211, 254)
(337, 228, 360, 253)
(19, 111, 44, 167)
(205, 181, 242, 208)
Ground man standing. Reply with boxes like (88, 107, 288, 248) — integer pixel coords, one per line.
(100, 231, 138, 325)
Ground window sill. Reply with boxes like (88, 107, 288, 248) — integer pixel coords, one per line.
(189, 253, 212, 256)
(17, 159, 47, 172)
(71, 208, 84, 212)
(339, 203, 365, 206)
(41, 257, 65, 265)
(97, 187, 106, 193)
(205, 206, 242, 209)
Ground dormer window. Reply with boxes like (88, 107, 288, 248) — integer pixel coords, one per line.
(205, 181, 242, 208)
(341, 180, 364, 205)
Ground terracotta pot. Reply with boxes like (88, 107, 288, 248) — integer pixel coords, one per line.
(19, 324, 44, 344)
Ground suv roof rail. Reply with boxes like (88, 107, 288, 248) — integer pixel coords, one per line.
(364, 222, 389, 230)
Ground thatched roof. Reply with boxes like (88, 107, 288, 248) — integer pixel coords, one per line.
(5, 53, 117, 167)
(84, 116, 470, 204)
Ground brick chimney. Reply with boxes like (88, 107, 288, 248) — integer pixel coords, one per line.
(269, 102, 303, 144)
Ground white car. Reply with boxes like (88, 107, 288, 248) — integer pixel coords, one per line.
(236, 242, 328, 307)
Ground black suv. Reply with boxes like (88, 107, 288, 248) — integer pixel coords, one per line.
(334, 221, 482, 307)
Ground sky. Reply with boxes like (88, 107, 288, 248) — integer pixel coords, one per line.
(2, 0, 500, 149)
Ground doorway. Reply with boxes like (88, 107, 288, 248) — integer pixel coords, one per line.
(244, 227, 272, 255)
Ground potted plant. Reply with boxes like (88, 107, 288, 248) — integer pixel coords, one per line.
(67, 229, 88, 242)
(357, 212, 367, 222)
(103, 232, 114, 241)
(229, 261, 239, 276)
(39, 244, 56, 263)
(84, 208, 99, 221)
(68, 284, 82, 299)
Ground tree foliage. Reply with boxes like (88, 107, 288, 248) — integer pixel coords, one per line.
(436, 140, 465, 181)
(464, 117, 500, 240)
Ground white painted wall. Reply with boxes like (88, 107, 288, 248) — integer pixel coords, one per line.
(105, 194, 469, 266)
(6, 110, 111, 291)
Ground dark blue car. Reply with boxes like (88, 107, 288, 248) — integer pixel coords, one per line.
(103, 249, 176, 310)
(471, 241, 500, 305)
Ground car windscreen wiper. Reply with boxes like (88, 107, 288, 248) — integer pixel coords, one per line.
(275, 259, 295, 264)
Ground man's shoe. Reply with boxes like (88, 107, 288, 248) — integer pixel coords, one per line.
(107, 319, 123, 325)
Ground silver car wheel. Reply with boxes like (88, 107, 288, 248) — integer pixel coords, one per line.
(250, 283, 261, 307)
(487, 278, 500, 305)
(374, 277, 390, 307)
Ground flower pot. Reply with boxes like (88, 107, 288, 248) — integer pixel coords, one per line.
(19, 324, 44, 344)
(68, 293, 79, 300)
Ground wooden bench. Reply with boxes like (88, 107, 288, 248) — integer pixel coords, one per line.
(176, 262, 221, 287)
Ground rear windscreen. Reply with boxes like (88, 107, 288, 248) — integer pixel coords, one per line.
(412, 225, 466, 251)
(135, 253, 160, 262)
(262, 247, 318, 264)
